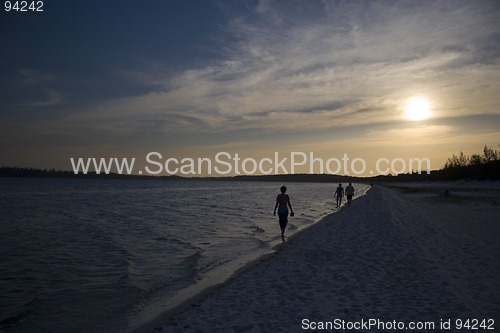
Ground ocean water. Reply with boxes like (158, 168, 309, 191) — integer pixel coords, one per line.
(0, 178, 368, 333)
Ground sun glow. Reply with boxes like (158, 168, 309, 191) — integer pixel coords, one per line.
(404, 97, 432, 121)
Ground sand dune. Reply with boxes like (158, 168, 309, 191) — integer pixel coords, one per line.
(139, 183, 500, 332)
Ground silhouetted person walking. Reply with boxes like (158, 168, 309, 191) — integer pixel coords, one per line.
(273, 186, 294, 240)
(345, 183, 355, 207)
(334, 183, 344, 208)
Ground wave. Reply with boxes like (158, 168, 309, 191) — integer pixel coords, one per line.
(1, 178, 370, 333)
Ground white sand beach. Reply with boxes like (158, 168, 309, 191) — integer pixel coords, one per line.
(136, 182, 500, 332)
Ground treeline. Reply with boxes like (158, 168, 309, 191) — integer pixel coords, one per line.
(0, 166, 160, 179)
(0, 167, 358, 183)
(384, 145, 500, 181)
(213, 173, 358, 183)
(0, 167, 73, 178)
(375, 160, 499, 182)
(444, 146, 500, 169)
(437, 145, 500, 180)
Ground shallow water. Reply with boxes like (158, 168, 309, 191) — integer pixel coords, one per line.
(0, 178, 368, 333)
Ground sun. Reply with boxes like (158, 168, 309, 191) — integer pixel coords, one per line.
(404, 97, 431, 121)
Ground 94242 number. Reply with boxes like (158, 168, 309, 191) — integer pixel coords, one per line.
(5, 1, 43, 11)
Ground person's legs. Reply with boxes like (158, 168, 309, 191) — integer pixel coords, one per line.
(278, 207, 288, 237)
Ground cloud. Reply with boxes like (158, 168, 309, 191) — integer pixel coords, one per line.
(17, 69, 54, 86)
(28, 89, 65, 107)
(98, 1, 498, 133)
(7, 1, 500, 142)
(0, 69, 64, 108)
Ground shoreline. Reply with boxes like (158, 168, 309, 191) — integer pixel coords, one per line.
(127, 186, 371, 333)
(137, 181, 499, 332)
(127, 251, 277, 333)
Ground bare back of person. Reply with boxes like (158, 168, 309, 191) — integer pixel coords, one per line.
(276, 193, 289, 207)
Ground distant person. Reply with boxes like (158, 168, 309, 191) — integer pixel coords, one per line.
(334, 183, 344, 208)
(345, 183, 355, 207)
(273, 186, 295, 239)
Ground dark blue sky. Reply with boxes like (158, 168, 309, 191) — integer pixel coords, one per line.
(1, 1, 228, 105)
(1, 0, 500, 174)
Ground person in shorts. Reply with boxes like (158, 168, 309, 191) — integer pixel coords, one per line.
(273, 186, 295, 239)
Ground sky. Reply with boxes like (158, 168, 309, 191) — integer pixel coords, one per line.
(1, 0, 500, 176)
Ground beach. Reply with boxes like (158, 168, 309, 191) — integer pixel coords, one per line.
(1, 179, 370, 333)
(137, 182, 500, 332)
